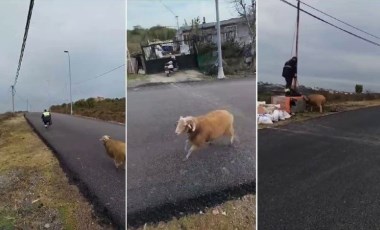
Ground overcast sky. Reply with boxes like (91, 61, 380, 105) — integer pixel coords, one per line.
(258, 0, 380, 92)
(0, 0, 125, 113)
(127, 0, 238, 30)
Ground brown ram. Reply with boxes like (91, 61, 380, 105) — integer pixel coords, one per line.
(175, 110, 235, 161)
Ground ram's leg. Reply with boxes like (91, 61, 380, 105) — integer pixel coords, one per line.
(115, 156, 124, 170)
(229, 126, 235, 145)
(183, 145, 198, 161)
(319, 104, 323, 113)
(225, 125, 235, 145)
(184, 139, 189, 151)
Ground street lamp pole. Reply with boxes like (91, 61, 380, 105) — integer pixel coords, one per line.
(64, 50, 73, 115)
(215, 0, 225, 79)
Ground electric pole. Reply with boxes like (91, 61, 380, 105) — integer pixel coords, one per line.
(296, 0, 300, 58)
(294, 0, 300, 91)
(11, 85, 15, 113)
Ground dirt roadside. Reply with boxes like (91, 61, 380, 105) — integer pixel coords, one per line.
(129, 194, 256, 230)
(127, 70, 254, 88)
(0, 114, 113, 229)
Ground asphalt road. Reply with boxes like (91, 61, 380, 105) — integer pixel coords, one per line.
(258, 106, 380, 230)
(127, 78, 256, 224)
(25, 113, 125, 228)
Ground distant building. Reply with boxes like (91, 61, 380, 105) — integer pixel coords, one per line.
(178, 17, 252, 45)
(95, 96, 105, 102)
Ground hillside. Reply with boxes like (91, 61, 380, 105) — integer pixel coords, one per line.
(50, 97, 125, 124)
(258, 81, 380, 104)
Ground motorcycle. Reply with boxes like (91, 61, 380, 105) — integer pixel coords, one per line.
(42, 117, 52, 128)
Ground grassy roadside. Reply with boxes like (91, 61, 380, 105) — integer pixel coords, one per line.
(0, 114, 113, 229)
(129, 194, 256, 230)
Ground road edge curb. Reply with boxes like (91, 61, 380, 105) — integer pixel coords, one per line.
(127, 181, 255, 228)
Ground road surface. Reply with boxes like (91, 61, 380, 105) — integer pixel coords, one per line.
(259, 106, 380, 229)
(25, 113, 125, 228)
(127, 78, 256, 224)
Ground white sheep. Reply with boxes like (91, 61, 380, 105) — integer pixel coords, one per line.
(175, 110, 235, 161)
(303, 94, 327, 113)
(99, 135, 126, 169)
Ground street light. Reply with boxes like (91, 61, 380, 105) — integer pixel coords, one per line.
(64, 50, 73, 115)
(215, 0, 225, 79)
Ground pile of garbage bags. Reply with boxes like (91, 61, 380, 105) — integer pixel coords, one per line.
(257, 102, 292, 124)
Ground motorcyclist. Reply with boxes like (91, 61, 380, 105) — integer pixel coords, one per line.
(170, 55, 178, 69)
(164, 55, 178, 77)
(41, 109, 52, 128)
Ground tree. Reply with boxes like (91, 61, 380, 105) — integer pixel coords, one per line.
(232, 0, 256, 72)
(355, 84, 363, 94)
(86, 98, 96, 108)
(187, 17, 201, 42)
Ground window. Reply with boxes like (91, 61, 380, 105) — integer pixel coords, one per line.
(223, 25, 237, 42)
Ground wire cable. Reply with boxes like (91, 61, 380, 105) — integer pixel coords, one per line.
(14, 0, 35, 87)
(300, 0, 380, 41)
(279, 0, 380, 47)
(159, 0, 177, 17)
(73, 64, 125, 85)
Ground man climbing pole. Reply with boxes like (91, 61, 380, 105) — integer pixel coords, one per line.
(282, 56, 301, 96)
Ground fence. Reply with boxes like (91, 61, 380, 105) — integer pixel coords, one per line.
(141, 39, 198, 74)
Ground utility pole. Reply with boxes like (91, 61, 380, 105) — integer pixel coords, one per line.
(294, 0, 300, 91)
(64, 50, 73, 115)
(176, 16, 179, 31)
(11, 85, 15, 113)
(296, 0, 300, 58)
(175, 15, 180, 41)
(215, 0, 225, 79)
(27, 99, 29, 112)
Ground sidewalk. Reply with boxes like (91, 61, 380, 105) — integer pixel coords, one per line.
(127, 69, 255, 88)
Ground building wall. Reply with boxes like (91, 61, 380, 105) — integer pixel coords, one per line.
(236, 23, 251, 45)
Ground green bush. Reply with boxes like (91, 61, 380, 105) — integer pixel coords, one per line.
(74, 99, 87, 108)
(355, 84, 363, 94)
(222, 40, 243, 58)
(196, 43, 216, 56)
(86, 98, 95, 108)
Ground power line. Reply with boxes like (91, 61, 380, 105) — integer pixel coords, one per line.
(159, 0, 177, 17)
(14, 0, 35, 87)
(73, 64, 125, 85)
(300, 0, 380, 41)
(279, 0, 380, 48)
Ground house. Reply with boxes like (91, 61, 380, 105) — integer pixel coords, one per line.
(95, 96, 105, 102)
(178, 17, 252, 46)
